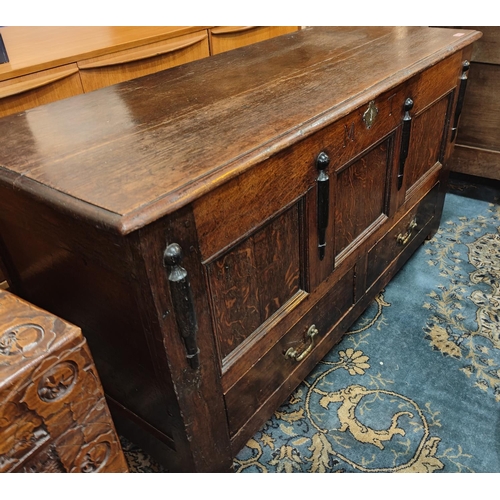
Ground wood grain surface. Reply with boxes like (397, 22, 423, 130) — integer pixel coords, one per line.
(0, 27, 481, 234)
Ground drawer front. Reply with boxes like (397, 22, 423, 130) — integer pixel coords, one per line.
(209, 26, 299, 55)
(78, 31, 210, 92)
(365, 183, 439, 290)
(224, 265, 355, 437)
(0, 64, 84, 118)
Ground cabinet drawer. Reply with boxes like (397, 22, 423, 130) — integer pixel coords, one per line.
(209, 26, 298, 55)
(0, 64, 84, 118)
(78, 31, 210, 92)
(224, 265, 355, 438)
(365, 184, 439, 290)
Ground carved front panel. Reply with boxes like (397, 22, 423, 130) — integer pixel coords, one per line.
(334, 137, 393, 258)
(206, 204, 302, 361)
(0, 290, 128, 473)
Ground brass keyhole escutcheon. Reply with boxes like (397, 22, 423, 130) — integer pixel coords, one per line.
(363, 100, 378, 129)
(285, 325, 319, 362)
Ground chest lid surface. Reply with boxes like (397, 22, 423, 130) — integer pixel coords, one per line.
(0, 27, 481, 234)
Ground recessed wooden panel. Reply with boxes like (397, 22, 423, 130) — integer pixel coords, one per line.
(225, 264, 355, 437)
(404, 96, 450, 193)
(206, 204, 302, 360)
(335, 139, 391, 257)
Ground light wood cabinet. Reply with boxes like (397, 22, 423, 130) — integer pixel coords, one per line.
(209, 26, 299, 55)
(0, 26, 300, 115)
(78, 31, 210, 93)
(0, 64, 84, 118)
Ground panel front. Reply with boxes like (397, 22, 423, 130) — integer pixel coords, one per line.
(206, 203, 303, 362)
(334, 136, 393, 260)
(403, 94, 451, 197)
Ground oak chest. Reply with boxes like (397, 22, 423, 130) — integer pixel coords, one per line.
(0, 27, 481, 472)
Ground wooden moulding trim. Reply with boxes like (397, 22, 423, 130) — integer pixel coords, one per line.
(2, 171, 126, 234)
(210, 27, 257, 35)
(454, 143, 500, 156)
(0, 66, 79, 99)
(78, 33, 208, 69)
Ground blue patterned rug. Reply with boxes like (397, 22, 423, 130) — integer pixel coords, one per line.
(123, 175, 500, 473)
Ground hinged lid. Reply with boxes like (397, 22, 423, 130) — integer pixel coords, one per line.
(0, 27, 481, 234)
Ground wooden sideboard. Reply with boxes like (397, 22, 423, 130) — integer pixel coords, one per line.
(448, 27, 500, 180)
(0, 27, 480, 472)
(0, 25, 299, 286)
(0, 26, 299, 116)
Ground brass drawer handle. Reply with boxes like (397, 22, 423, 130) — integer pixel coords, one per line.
(396, 218, 418, 246)
(285, 325, 319, 362)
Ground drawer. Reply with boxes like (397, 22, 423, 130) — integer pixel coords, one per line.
(365, 183, 439, 290)
(78, 31, 210, 92)
(223, 265, 355, 438)
(0, 64, 84, 118)
(209, 26, 299, 55)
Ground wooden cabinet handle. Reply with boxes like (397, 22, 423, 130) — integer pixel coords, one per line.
(397, 97, 414, 190)
(450, 60, 470, 142)
(78, 33, 207, 69)
(210, 26, 257, 35)
(163, 243, 200, 369)
(0, 67, 79, 99)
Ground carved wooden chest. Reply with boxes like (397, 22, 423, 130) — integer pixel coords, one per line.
(0, 27, 481, 472)
(0, 290, 129, 472)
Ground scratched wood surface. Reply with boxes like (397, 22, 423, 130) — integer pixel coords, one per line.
(0, 27, 480, 234)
